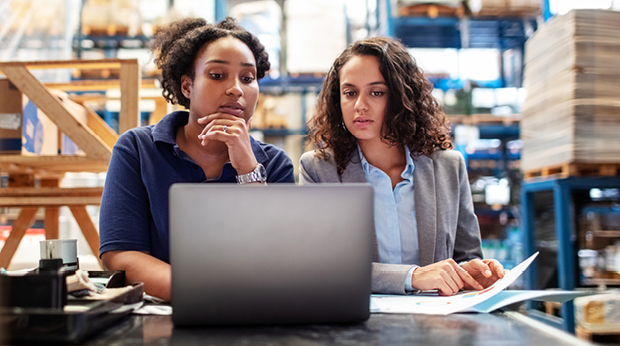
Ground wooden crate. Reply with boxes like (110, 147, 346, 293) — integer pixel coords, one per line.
(0, 59, 142, 269)
(520, 10, 620, 173)
(0, 58, 144, 173)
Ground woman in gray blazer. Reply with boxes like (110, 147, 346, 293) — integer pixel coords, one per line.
(299, 37, 505, 295)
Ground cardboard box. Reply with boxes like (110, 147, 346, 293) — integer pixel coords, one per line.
(0, 79, 23, 154)
(21, 98, 58, 156)
(55, 90, 86, 156)
(1, 80, 87, 157)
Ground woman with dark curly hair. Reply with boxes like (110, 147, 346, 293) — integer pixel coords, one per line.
(99, 17, 295, 301)
(300, 37, 504, 295)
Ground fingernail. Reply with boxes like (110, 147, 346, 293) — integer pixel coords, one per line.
(485, 270, 492, 277)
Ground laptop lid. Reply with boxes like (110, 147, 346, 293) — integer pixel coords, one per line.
(170, 184, 374, 326)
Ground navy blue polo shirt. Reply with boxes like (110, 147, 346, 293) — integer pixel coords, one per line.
(99, 111, 295, 263)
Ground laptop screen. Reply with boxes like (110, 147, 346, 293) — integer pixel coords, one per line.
(169, 184, 374, 326)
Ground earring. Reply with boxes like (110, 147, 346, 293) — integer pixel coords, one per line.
(341, 119, 349, 133)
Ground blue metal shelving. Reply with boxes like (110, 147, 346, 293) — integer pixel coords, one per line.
(258, 75, 324, 92)
(383, 0, 538, 89)
(521, 176, 620, 333)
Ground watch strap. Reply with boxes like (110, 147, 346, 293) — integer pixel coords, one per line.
(236, 163, 266, 184)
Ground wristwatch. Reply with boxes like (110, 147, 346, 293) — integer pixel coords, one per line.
(236, 163, 267, 184)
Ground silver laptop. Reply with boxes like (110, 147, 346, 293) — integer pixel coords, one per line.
(169, 183, 374, 326)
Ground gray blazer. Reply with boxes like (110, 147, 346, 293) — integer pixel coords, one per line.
(299, 148, 483, 294)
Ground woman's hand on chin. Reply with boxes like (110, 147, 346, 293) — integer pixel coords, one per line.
(197, 113, 257, 173)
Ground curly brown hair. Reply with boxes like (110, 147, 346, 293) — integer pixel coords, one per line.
(307, 37, 452, 175)
(150, 17, 270, 109)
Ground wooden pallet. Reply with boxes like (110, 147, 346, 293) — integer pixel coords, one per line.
(288, 72, 325, 79)
(576, 326, 620, 343)
(524, 163, 620, 180)
(83, 24, 135, 37)
(73, 68, 121, 80)
(474, 8, 540, 18)
(398, 4, 463, 18)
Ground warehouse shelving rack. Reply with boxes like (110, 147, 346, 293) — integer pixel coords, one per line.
(382, 0, 539, 89)
(521, 176, 620, 333)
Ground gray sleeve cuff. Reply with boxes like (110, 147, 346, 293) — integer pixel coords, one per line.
(372, 262, 418, 294)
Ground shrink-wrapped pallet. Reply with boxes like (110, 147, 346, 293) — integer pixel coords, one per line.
(575, 293, 620, 332)
(82, 0, 141, 36)
(285, 0, 347, 74)
(520, 9, 620, 174)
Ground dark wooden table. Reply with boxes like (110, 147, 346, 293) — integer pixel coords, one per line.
(81, 310, 593, 346)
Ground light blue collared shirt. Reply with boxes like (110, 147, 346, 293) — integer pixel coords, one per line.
(359, 145, 419, 291)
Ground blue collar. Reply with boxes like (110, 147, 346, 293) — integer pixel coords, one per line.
(358, 144, 415, 180)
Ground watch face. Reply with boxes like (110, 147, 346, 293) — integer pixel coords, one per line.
(257, 163, 267, 182)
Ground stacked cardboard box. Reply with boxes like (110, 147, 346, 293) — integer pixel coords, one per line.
(520, 9, 620, 173)
(468, 0, 540, 17)
(0, 80, 22, 154)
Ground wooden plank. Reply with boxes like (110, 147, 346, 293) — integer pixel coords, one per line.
(69, 205, 100, 258)
(0, 196, 102, 207)
(524, 163, 620, 181)
(592, 230, 620, 237)
(119, 60, 141, 134)
(0, 207, 38, 269)
(45, 78, 158, 91)
(150, 97, 168, 125)
(0, 187, 103, 197)
(0, 66, 112, 160)
(0, 59, 132, 70)
(84, 105, 118, 148)
(45, 206, 60, 239)
(0, 155, 109, 172)
(1, 162, 39, 175)
(599, 165, 618, 176)
(582, 278, 620, 286)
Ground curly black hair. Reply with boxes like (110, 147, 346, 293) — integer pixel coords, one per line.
(307, 37, 452, 175)
(150, 17, 270, 108)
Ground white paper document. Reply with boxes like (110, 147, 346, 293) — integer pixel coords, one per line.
(370, 252, 593, 315)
